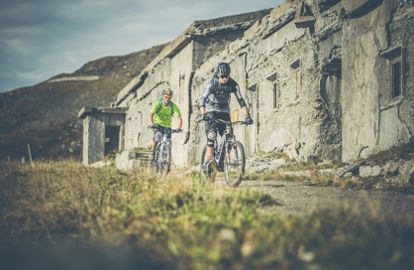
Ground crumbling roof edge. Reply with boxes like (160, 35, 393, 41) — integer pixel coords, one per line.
(78, 106, 127, 119)
(189, 8, 272, 32)
(114, 8, 271, 106)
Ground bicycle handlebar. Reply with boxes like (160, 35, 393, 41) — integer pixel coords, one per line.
(148, 125, 183, 133)
(197, 117, 251, 126)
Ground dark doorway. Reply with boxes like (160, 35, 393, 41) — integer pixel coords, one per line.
(321, 58, 342, 125)
(104, 126, 120, 156)
(320, 57, 342, 161)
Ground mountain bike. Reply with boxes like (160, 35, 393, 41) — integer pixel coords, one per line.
(199, 118, 249, 187)
(149, 125, 182, 174)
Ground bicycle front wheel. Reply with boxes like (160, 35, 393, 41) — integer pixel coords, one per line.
(223, 141, 245, 187)
(157, 144, 171, 174)
(199, 145, 217, 182)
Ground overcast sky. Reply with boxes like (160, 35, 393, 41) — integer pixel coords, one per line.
(0, 0, 282, 93)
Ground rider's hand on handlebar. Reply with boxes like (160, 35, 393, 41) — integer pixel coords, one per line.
(176, 128, 183, 133)
(202, 114, 210, 121)
(245, 115, 253, 125)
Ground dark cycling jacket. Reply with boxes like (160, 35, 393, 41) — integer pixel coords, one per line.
(199, 77, 247, 113)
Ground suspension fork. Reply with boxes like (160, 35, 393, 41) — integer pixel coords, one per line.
(216, 135, 228, 169)
(225, 134, 237, 164)
(157, 141, 166, 163)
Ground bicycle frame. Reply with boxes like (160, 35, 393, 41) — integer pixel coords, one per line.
(199, 117, 248, 186)
(149, 125, 181, 173)
(212, 125, 232, 172)
(158, 130, 172, 153)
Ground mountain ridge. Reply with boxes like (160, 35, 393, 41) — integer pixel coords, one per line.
(0, 44, 165, 160)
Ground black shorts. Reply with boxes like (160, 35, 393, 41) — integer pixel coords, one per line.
(204, 112, 231, 146)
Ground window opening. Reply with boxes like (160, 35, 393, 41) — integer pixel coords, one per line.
(391, 61, 401, 98)
(291, 59, 301, 100)
(272, 82, 278, 109)
(380, 46, 402, 99)
(266, 73, 279, 110)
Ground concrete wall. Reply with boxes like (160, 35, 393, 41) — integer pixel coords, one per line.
(187, 0, 414, 164)
(376, 1, 414, 157)
(186, 1, 341, 164)
(81, 112, 125, 165)
(118, 14, 267, 167)
(103, 0, 414, 168)
(121, 42, 194, 166)
(82, 116, 105, 165)
(341, 0, 414, 161)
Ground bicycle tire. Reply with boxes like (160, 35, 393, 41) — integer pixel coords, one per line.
(153, 144, 161, 172)
(158, 144, 171, 174)
(199, 145, 217, 182)
(223, 140, 245, 187)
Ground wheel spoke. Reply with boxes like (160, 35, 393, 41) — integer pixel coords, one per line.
(224, 141, 245, 187)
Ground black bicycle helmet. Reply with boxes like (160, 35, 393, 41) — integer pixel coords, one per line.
(216, 62, 231, 77)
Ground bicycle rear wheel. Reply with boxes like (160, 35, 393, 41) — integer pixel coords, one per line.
(199, 145, 217, 182)
(223, 141, 245, 187)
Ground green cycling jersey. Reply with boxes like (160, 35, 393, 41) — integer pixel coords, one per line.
(150, 100, 181, 128)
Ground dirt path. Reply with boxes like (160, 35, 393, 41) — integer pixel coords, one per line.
(220, 180, 414, 220)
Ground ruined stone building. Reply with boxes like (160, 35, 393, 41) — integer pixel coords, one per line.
(79, 0, 414, 169)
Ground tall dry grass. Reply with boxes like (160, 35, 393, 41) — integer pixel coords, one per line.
(0, 160, 413, 270)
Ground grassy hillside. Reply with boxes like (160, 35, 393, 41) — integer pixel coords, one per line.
(1, 161, 413, 269)
(0, 44, 165, 161)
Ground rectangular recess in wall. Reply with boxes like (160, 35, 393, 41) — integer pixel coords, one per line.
(291, 59, 301, 100)
(318, 0, 341, 13)
(248, 83, 258, 92)
(290, 59, 300, 69)
(273, 82, 278, 109)
(266, 72, 279, 110)
(391, 61, 401, 98)
(380, 45, 402, 99)
(266, 72, 277, 82)
(380, 46, 401, 59)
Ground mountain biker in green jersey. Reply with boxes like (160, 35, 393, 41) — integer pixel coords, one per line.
(149, 88, 183, 158)
(199, 62, 253, 162)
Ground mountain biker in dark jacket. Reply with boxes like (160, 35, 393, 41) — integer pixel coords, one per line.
(199, 62, 253, 161)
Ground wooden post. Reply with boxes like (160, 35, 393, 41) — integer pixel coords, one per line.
(27, 143, 34, 167)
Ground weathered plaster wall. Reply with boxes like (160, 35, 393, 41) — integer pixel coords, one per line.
(122, 42, 194, 166)
(83, 116, 105, 165)
(187, 0, 343, 163)
(243, 2, 340, 161)
(97, 0, 414, 168)
(81, 111, 125, 165)
(342, 3, 385, 161)
(377, 2, 414, 153)
(252, 32, 324, 161)
(168, 41, 194, 165)
(341, 0, 413, 162)
(122, 57, 173, 150)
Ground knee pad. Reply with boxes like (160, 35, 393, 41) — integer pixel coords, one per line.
(207, 131, 217, 141)
(207, 140, 215, 147)
(154, 131, 163, 142)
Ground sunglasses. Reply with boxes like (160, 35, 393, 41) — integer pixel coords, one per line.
(219, 75, 228, 79)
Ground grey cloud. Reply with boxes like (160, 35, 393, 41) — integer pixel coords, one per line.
(0, 0, 279, 92)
